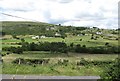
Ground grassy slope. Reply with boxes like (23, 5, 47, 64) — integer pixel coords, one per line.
(2, 21, 54, 35)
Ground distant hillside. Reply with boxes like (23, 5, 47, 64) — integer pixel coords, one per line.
(2, 21, 88, 35)
(2, 21, 55, 35)
(2, 21, 118, 36)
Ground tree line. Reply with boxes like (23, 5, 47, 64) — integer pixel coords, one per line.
(2, 41, 120, 54)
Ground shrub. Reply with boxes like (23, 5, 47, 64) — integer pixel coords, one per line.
(100, 58, 120, 81)
(57, 59, 69, 65)
(80, 39, 82, 41)
(77, 58, 114, 66)
(77, 58, 88, 66)
(12, 58, 50, 65)
(105, 42, 109, 46)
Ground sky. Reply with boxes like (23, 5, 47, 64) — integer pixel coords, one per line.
(0, 0, 119, 29)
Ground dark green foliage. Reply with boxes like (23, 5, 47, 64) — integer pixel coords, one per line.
(70, 43, 74, 47)
(75, 44, 88, 53)
(6, 47, 23, 54)
(77, 58, 114, 66)
(21, 42, 68, 53)
(21, 38, 25, 42)
(105, 42, 109, 46)
(2, 41, 119, 54)
(80, 39, 82, 41)
(82, 45, 86, 48)
(100, 58, 120, 81)
(0, 31, 6, 36)
(12, 58, 50, 65)
(77, 58, 88, 66)
(91, 36, 94, 39)
(50, 42, 68, 53)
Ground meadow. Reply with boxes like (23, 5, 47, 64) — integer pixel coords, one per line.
(2, 51, 118, 75)
(2, 35, 118, 48)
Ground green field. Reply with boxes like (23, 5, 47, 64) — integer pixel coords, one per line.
(2, 51, 118, 75)
(2, 35, 118, 48)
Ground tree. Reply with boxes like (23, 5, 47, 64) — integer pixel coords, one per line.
(75, 44, 81, 53)
(80, 39, 82, 41)
(21, 38, 25, 42)
(105, 42, 109, 46)
(59, 24, 61, 26)
(82, 45, 86, 48)
(1, 32, 6, 36)
(61, 35, 65, 39)
(8, 47, 23, 54)
(29, 42, 38, 51)
(91, 36, 94, 39)
(70, 43, 74, 47)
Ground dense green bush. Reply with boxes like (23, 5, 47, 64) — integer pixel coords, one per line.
(5, 47, 23, 54)
(21, 42, 68, 53)
(12, 58, 50, 65)
(77, 58, 88, 66)
(100, 58, 120, 81)
(77, 58, 114, 66)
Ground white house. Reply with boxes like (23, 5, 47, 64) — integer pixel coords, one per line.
(32, 36, 39, 39)
(96, 32, 102, 35)
(55, 33, 61, 37)
(40, 35, 46, 38)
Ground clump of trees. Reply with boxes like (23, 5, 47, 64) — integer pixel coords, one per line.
(21, 42, 68, 53)
(2, 42, 120, 54)
(3, 46, 23, 54)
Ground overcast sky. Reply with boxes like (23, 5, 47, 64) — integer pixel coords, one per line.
(0, 0, 119, 29)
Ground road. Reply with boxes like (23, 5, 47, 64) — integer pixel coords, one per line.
(1, 74, 100, 81)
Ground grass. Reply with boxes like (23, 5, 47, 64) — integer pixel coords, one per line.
(2, 51, 118, 75)
(2, 35, 118, 48)
(1, 34, 119, 75)
(2, 63, 103, 76)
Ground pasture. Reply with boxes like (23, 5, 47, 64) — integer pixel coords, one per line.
(2, 51, 118, 75)
(2, 35, 118, 48)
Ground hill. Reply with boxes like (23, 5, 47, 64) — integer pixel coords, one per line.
(2, 21, 118, 36)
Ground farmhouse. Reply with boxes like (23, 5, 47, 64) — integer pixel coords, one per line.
(55, 33, 61, 37)
(46, 27, 56, 31)
(40, 35, 46, 38)
(96, 32, 102, 35)
(32, 36, 39, 39)
(77, 34, 83, 36)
